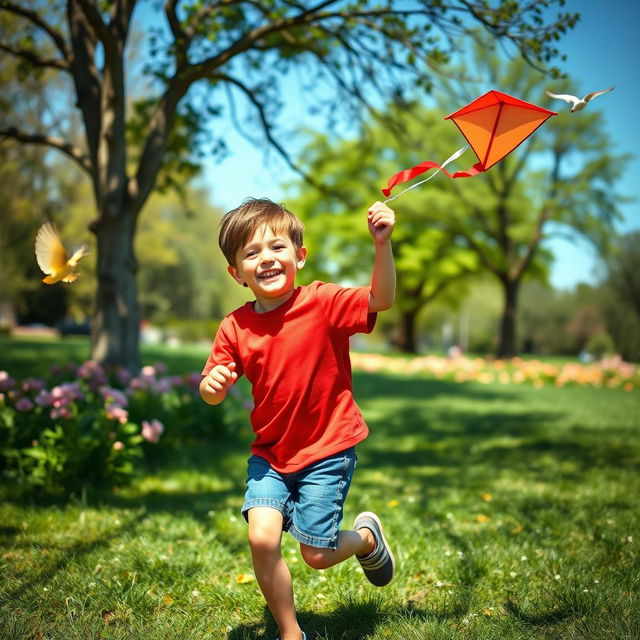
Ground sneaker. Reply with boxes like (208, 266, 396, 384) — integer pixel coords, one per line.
(353, 511, 395, 586)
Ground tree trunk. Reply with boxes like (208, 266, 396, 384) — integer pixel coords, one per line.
(394, 309, 419, 354)
(497, 279, 519, 358)
(90, 211, 140, 371)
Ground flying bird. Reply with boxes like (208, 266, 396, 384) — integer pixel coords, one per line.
(35, 222, 89, 284)
(545, 87, 614, 112)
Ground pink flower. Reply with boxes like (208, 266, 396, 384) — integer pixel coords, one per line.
(35, 390, 54, 407)
(153, 362, 168, 375)
(50, 406, 72, 420)
(0, 371, 15, 392)
(113, 441, 125, 451)
(100, 386, 128, 408)
(141, 365, 156, 377)
(21, 377, 46, 393)
(106, 405, 128, 424)
(15, 397, 34, 412)
(116, 368, 133, 386)
(141, 419, 164, 444)
(51, 382, 83, 404)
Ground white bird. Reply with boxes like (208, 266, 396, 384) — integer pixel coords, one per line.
(545, 87, 614, 112)
(35, 222, 89, 284)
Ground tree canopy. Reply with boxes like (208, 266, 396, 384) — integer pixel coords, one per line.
(0, 0, 579, 368)
(286, 43, 627, 357)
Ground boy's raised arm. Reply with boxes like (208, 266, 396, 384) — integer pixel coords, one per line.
(367, 202, 396, 313)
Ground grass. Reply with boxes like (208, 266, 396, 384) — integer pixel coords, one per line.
(1, 338, 640, 639)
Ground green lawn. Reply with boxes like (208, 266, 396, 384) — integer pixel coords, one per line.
(1, 339, 639, 639)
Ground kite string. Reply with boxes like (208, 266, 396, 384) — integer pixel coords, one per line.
(383, 144, 469, 203)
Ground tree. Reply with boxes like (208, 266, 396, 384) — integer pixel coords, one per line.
(0, 0, 577, 368)
(435, 41, 628, 357)
(600, 231, 640, 360)
(288, 106, 480, 353)
(0, 14, 79, 328)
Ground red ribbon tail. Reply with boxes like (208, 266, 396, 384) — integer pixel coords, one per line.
(382, 161, 485, 197)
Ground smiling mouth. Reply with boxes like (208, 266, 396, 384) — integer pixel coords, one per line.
(258, 269, 282, 280)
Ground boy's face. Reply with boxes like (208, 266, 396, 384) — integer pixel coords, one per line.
(228, 224, 307, 306)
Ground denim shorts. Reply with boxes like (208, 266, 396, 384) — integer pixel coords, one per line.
(241, 447, 357, 549)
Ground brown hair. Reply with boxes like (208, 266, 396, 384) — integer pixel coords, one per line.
(219, 198, 304, 266)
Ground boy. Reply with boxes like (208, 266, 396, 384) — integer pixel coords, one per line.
(200, 198, 396, 640)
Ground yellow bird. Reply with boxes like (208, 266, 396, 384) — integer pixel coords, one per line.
(35, 222, 89, 284)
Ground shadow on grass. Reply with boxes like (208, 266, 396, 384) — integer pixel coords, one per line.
(353, 371, 640, 483)
(227, 597, 389, 640)
(3, 370, 638, 637)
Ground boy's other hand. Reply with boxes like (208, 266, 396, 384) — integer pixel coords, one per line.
(368, 202, 395, 245)
(204, 362, 238, 395)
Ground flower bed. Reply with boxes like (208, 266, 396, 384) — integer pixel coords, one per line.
(0, 362, 248, 494)
(350, 353, 638, 391)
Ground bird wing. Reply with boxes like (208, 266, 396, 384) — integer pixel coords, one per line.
(583, 87, 614, 103)
(35, 223, 68, 274)
(68, 244, 89, 265)
(545, 91, 578, 104)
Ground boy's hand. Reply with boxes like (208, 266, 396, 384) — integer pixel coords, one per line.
(203, 362, 238, 395)
(368, 201, 395, 245)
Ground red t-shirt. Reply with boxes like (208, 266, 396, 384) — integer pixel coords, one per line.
(202, 281, 376, 473)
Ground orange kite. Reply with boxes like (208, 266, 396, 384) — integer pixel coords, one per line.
(382, 90, 557, 199)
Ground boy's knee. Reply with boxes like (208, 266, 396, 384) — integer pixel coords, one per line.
(248, 523, 281, 555)
(300, 545, 332, 570)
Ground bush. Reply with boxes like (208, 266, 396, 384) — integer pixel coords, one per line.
(0, 361, 247, 495)
(585, 332, 616, 359)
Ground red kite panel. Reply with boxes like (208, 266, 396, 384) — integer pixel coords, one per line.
(382, 90, 556, 199)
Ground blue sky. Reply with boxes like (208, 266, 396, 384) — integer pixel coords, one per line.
(201, 1, 639, 290)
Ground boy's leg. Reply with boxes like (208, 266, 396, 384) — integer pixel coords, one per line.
(300, 514, 395, 587)
(247, 506, 303, 640)
(299, 528, 375, 569)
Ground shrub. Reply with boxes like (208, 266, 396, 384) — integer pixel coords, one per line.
(0, 361, 247, 495)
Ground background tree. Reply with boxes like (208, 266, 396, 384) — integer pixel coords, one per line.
(288, 106, 480, 353)
(289, 51, 626, 357)
(0, 0, 577, 369)
(436, 41, 627, 357)
(599, 231, 640, 360)
(0, 12, 79, 328)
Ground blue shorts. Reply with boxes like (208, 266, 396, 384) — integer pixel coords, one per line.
(241, 447, 357, 549)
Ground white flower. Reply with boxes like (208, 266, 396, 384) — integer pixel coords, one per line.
(520, 555, 528, 561)
(509, 572, 517, 578)
(554, 574, 561, 580)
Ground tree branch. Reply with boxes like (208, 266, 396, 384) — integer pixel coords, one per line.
(0, 42, 69, 70)
(0, 127, 92, 176)
(210, 72, 331, 195)
(73, 0, 110, 43)
(0, 1, 71, 60)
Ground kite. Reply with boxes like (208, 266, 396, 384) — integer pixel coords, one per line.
(382, 90, 557, 201)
